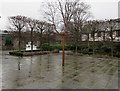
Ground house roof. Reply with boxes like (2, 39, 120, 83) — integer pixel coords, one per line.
(0, 32, 10, 37)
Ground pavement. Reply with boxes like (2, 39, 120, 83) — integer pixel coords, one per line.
(1, 51, 119, 89)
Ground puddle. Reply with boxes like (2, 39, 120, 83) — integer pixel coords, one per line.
(1, 51, 119, 89)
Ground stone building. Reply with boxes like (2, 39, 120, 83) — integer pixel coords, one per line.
(0, 31, 13, 50)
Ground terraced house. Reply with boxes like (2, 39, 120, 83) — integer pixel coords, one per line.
(82, 18, 120, 42)
(88, 28, 120, 42)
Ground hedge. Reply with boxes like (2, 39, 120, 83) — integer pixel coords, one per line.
(9, 51, 23, 56)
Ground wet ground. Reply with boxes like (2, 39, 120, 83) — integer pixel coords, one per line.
(1, 51, 119, 89)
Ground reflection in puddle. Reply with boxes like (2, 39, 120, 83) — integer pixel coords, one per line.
(2, 52, 119, 89)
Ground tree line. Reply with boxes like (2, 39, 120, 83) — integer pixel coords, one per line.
(9, 16, 55, 51)
(8, 0, 120, 57)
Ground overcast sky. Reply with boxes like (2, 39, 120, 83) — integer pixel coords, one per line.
(0, 0, 119, 30)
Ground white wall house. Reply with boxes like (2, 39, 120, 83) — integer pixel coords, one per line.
(26, 42, 37, 51)
(81, 29, 120, 42)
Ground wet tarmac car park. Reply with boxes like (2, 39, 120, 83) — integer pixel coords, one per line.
(1, 51, 119, 89)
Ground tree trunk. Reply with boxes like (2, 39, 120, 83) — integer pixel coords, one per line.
(40, 30, 43, 50)
(87, 33, 90, 50)
(47, 33, 50, 51)
(31, 29, 33, 52)
(111, 40, 114, 57)
(75, 45, 78, 54)
(103, 31, 105, 42)
(18, 29, 21, 52)
(110, 29, 114, 57)
(40, 31, 43, 45)
(75, 33, 79, 54)
(111, 47, 113, 57)
(93, 35, 95, 55)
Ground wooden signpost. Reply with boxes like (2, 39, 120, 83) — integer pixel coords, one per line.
(59, 32, 68, 66)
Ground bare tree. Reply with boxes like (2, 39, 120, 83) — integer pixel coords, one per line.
(44, 2, 60, 34)
(57, 0, 77, 32)
(98, 20, 108, 42)
(44, 23, 55, 45)
(43, 0, 91, 54)
(106, 19, 118, 57)
(87, 20, 100, 55)
(9, 15, 27, 51)
(58, 0, 91, 53)
(43, 0, 90, 33)
(83, 21, 92, 49)
(71, 2, 91, 53)
(36, 21, 46, 46)
(26, 18, 37, 51)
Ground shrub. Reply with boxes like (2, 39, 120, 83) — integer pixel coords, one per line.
(114, 54, 120, 57)
(9, 51, 23, 56)
(40, 43, 77, 51)
(78, 51, 93, 55)
(65, 44, 75, 50)
(100, 45, 111, 53)
(40, 43, 50, 51)
(114, 43, 120, 52)
(40, 43, 62, 51)
(88, 47, 93, 52)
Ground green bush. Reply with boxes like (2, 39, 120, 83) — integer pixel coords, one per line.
(77, 45, 88, 50)
(9, 51, 23, 56)
(78, 51, 93, 55)
(114, 43, 120, 52)
(40, 42, 120, 57)
(40, 43, 76, 51)
(65, 44, 75, 50)
(100, 45, 111, 53)
(51, 44, 62, 50)
(88, 47, 93, 52)
(40, 43, 62, 51)
(113, 54, 120, 57)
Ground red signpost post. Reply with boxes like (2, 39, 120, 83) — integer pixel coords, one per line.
(59, 32, 68, 66)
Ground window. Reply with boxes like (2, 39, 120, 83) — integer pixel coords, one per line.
(116, 30, 120, 37)
(97, 32, 101, 37)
